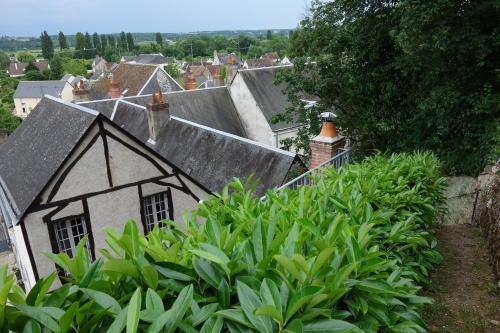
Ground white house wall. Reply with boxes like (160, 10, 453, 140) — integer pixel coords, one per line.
(9, 225, 36, 288)
(229, 73, 274, 146)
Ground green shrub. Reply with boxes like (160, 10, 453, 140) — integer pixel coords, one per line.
(0, 152, 446, 332)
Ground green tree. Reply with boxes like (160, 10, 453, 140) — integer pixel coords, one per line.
(40, 31, 54, 59)
(92, 32, 101, 52)
(62, 58, 88, 76)
(75, 32, 85, 51)
(278, 0, 500, 175)
(58, 31, 67, 49)
(103, 45, 119, 62)
(0, 106, 21, 134)
(84, 32, 92, 49)
(247, 44, 263, 58)
(266, 29, 273, 40)
(118, 31, 127, 50)
(100, 34, 108, 50)
(0, 51, 9, 69)
(49, 54, 63, 79)
(163, 63, 180, 79)
(108, 35, 116, 48)
(24, 69, 46, 81)
(17, 52, 35, 63)
(155, 32, 163, 47)
(126, 32, 135, 51)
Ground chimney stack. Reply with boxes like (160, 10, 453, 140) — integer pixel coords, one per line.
(225, 53, 238, 85)
(309, 112, 346, 169)
(72, 79, 90, 102)
(146, 91, 170, 143)
(109, 78, 121, 98)
(184, 68, 198, 90)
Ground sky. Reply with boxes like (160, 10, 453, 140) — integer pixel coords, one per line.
(0, 0, 310, 37)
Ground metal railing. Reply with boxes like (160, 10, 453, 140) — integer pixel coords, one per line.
(278, 148, 350, 191)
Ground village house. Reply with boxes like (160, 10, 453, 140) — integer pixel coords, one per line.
(230, 65, 311, 150)
(0, 90, 303, 288)
(88, 63, 183, 100)
(212, 50, 241, 66)
(7, 60, 49, 77)
(13, 80, 73, 118)
(242, 57, 277, 69)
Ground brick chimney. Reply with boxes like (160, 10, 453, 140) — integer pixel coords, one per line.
(225, 53, 238, 85)
(184, 68, 198, 90)
(309, 112, 346, 169)
(109, 79, 121, 98)
(146, 91, 169, 144)
(72, 79, 90, 102)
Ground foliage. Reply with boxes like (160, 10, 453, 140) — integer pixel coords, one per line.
(126, 33, 135, 52)
(164, 63, 180, 80)
(24, 70, 47, 81)
(278, 0, 500, 175)
(58, 32, 67, 50)
(84, 33, 92, 50)
(75, 32, 85, 51)
(92, 32, 101, 52)
(0, 106, 21, 133)
(40, 31, 54, 59)
(16, 52, 35, 63)
(61, 58, 89, 77)
(156, 32, 163, 47)
(119, 32, 128, 51)
(49, 55, 63, 80)
(0, 152, 446, 332)
(0, 51, 9, 70)
(0, 73, 18, 110)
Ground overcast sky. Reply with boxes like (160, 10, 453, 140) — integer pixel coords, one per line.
(0, 0, 310, 36)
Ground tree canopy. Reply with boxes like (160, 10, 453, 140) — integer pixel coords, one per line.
(278, 0, 500, 175)
(40, 31, 54, 59)
(58, 31, 67, 49)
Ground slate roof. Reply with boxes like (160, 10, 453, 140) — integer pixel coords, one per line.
(13, 81, 68, 99)
(8, 61, 49, 76)
(0, 97, 98, 224)
(237, 66, 300, 131)
(97, 100, 297, 195)
(80, 87, 245, 136)
(244, 58, 277, 69)
(123, 54, 171, 65)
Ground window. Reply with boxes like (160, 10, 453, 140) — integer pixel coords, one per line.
(142, 191, 172, 233)
(22, 107, 26, 113)
(53, 215, 90, 258)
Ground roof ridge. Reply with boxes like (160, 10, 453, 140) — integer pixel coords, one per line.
(43, 95, 100, 116)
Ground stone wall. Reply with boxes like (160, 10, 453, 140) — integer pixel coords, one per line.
(473, 161, 500, 286)
(440, 176, 476, 225)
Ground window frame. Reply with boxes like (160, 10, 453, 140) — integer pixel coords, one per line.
(140, 188, 174, 234)
(47, 213, 95, 262)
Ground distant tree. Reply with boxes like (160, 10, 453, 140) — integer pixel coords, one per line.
(49, 54, 63, 79)
(155, 32, 163, 47)
(103, 45, 119, 62)
(266, 30, 273, 40)
(92, 32, 101, 52)
(0, 51, 9, 69)
(75, 32, 85, 51)
(163, 63, 179, 79)
(108, 35, 116, 48)
(24, 62, 39, 71)
(58, 31, 67, 49)
(24, 70, 46, 81)
(62, 59, 88, 76)
(40, 31, 54, 59)
(0, 106, 21, 134)
(119, 32, 127, 50)
(247, 44, 263, 58)
(126, 32, 135, 51)
(84, 32, 92, 49)
(100, 34, 108, 50)
(17, 52, 35, 63)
